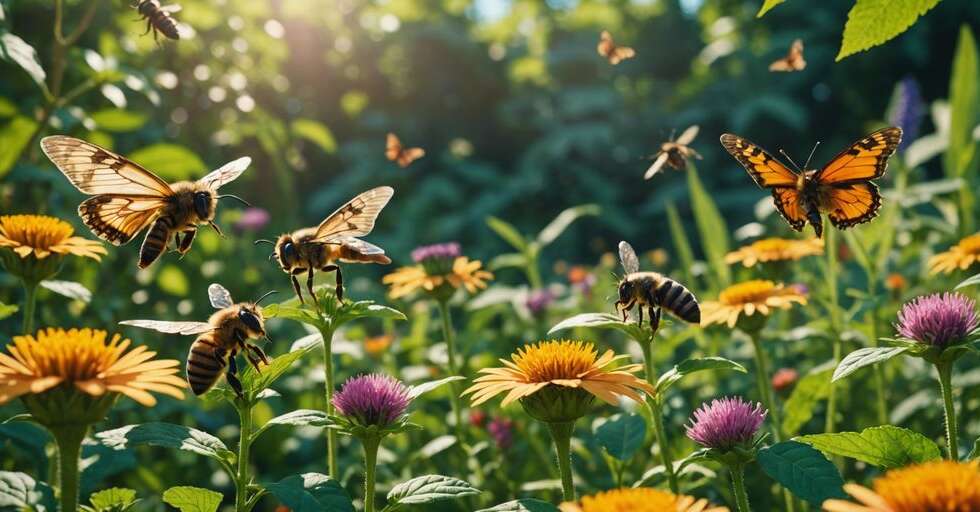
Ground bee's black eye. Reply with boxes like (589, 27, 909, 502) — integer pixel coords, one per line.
(193, 192, 212, 219)
(238, 309, 262, 333)
(281, 242, 297, 264)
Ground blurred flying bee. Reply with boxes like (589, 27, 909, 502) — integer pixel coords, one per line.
(597, 30, 635, 65)
(615, 241, 700, 329)
(40, 136, 251, 269)
(385, 133, 425, 168)
(135, 0, 182, 41)
(120, 284, 276, 397)
(257, 186, 394, 305)
(644, 125, 702, 180)
(769, 39, 806, 72)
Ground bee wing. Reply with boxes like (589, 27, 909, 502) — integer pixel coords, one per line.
(676, 125, 700, 146)
(644, 152, 670, 180)
(618, 241, 640, 274)
(197, 157, 251, 190)
(208, 283, 234, 309)
(119, 319, 213, 335)
(313, 186, 394, 241)
(331, 237, 386, 255)
(160, 3, 182, 12)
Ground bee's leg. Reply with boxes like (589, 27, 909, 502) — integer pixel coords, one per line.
(208, 220, 225, 238)
(225, 351, 243, 398)
(306, 268, 320, 308)
(177, 229, 196, 255)
(290, 268, 305, 304)
(650, 307, 661, 332)
(321, 264, 343, 302)
(246, 343, 269, 365)
(143, 18, 152, 35)
(637, 306, 644, 327)
(616, 302, 628, 323)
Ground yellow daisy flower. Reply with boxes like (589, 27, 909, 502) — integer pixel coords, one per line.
(725, 237, 824, 267)
(701, 280, 807, 328)
(823, 460, 980, 512)
(383, 242, 493, 299)
(0, 214, 106, 261)
(560, 487, 729, 512)
(928, 233, 980, 274)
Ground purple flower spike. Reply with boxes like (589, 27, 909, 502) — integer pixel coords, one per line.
(896, 292, 979, 348)
(411, 242, 461, 264)
(888, 77, 923, 150)
(332, 374, 411, 428)
(686, 396, 767, 450)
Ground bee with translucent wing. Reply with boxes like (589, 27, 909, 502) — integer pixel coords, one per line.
(615, 241, 701, 329)
(644, 125, 702, 180)
(135, 0, 182, 40)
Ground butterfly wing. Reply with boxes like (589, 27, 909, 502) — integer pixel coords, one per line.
(618, 241, 640, 274)
(719, 134, 799, 188)
(119, 319, 213, 335)
(313, 186, 395, 241)
(644, 152, 670, 180)
(597, 31, 614, 58)
(397, 147, 425, 168)
(770, 188, 808, 232)
(208, 283, 234, 309)
(608, 46, 635, 65)
(823, 182, 882, 230)
(197, 157, 251, 190)
(40, 136, 174, 197)
(385, 133, 403, 161)
(79, 195, 165, 245)
(814, 127, 902, 184)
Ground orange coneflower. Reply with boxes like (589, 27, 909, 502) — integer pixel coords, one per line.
(0, 214, 106, 262)
(725, 237, 823, 267)
(701, 280, 807, 329)
(929, 233, 980, 274)
(560, 487, 729, 512)
(383, 242, 492, 300)
(823, 460, 980, 512)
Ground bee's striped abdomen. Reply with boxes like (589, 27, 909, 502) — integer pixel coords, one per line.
(185, 337, 224, 395)
(139, 216, 173, 268)
(655, 279, 701, 324)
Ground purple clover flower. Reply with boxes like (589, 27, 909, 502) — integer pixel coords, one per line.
(233, 207, 270, 232)
(896, 292, 979, 348)
(686, 396, 767, 450)
(332, 374, 411, 428)
(526, 289, 555, 316)
(487, 417, 514, 450)
(888, 77, 923, 150)
(412, 242, 461, 264)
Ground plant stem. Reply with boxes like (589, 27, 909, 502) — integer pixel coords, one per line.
(22, 280, 38, 334)
(867, 279, 888, 426)
(730, 464, 751, 512)
(546, 421, 576, 502)
(936, 361, 959, 460)
(525, 252, 543, 290)
(823, 220, 842, 435)
(318, 325, 338, 477)
(50, 424, 87, 512)
(235, 401, 254, 512)
(437, 300, 464, 440)
(362, 436, 380, 512)
(639, 335, 679, 494)
(748, 334, 780, 441)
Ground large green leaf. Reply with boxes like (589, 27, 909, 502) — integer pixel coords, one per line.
(836, 0, 943, 61)
(486, 216, 528, 251)
(665, 202, 695, 284)
(656, 357, 746, 395)
(476, 500, 559, 512)
(595, 413, 646, 461)
(782, 367, 833, 436)
(797, 426, 941, 469)
(161, 487, 222, 512)
(946, 25, 978, 233)
(0, 32, 46, 86)
(264, 473, 354, 512)
(386, 475, 480, 507)
(548, 312, 648, 342)
(95, 423, 233, 464)
(239, 343, 315, 398)
(0, 471, 55, 511)
(757, 441, 847, 505)
(127, 144, 206, 181)
(90, 109, 148, 132)
(833, 346, 907, 382)
(687, 163, 730, 286)
(291, 118, 337, 154)
(0, 115, 37, 178)
(536, 204, 599, 246)
(756, 0, 786, 17)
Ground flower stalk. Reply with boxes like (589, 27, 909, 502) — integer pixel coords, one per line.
(21, 280, 38, 335)
(936, 360, 958, 460)
(639, 337, 679, 494)
(235, 400, 255, 512)
(437, 299, 464, 440)
(546, 421, 576, 501)
(49, 423, 87, 512)
(730, 463, 751, 512)
(318, 323, 339, 477)
(747, 334, 780, 442)
(362, 435, 381, 512)
(823, 219, 842, 435)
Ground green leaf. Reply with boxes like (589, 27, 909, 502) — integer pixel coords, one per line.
(0, 471, 55, 511)
(956, 273, 980, 290)
(387, 475, 480, 506)
(548, 312, 648, 342)
(833, 346, 908, 382)
(536, 204, 599, 246)
(489, 252, 527, 270)
(95, 423, 233, 464)
(162, 486, 222, 512)
(0, 302, 17, 320)
(265, 409, 329, 428)
(90, 109, 148, 133)
(969, 437, 980, 460)
(0, 115, 38, 178)
(782, 367, 833, 436)
(756, 0, 786, 17)
(476, 499, 559, 512)
(240, 343, 315, 398)
(0, 32, 46, 86)
(486, 216, 528, 251)
(128, 144, 206, 181)
(89, 487, 138, 512)
(656, 357, 747, 395)
(836, 0, 943, 61)
(757, 441, 847, 505)
(665, 202, 695, 285)
(408, 376, 465, 399)
(156, 265, 189, 296)
(687, 163, 730, 286)
(595, 413, 646, 461)
(291, 119, 337, 154)
(797, 425, 941, 469)
(264, 473, 354, 512)
(418, 435, 458, 458)
(336, 301, 407, 324)
(947, 25, 978, 233)
(40, 280, 92, 303)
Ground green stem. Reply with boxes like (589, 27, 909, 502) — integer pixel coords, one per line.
(362, 436, 380, 512)
(50, 424, 87, 512)
(823, 221, 842, 435)
(936, 361, 959, 460)
(437, 300, 464, 440)
(748, 334, 780, 441)
(730, 464, 751, 512)
(22, 280, 38, 335)
(546, 421, 575, 502)
(639, 336, 679, 494)
(318, 325, 338, 477)
(235, 402, 254, 512)
(867, 278, 888, 426)
(525, 251, 543, 290)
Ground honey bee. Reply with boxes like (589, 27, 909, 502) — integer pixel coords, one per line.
(615, 241, 700, 329)
(40, 136, 251, 269)
(120, 284, 275, 397)
(597, 30, 635, 65)
(644, 125, 702, 180)
(769, 39, 806, 72)
(135, 0, 182, 41)
(258, 187, 393, 305)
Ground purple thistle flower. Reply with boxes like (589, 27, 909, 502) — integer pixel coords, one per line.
(412, 242, 461, 264)
(686, 396, 767, 450)
(332, 374, 411, 428)
(526, 289, 555, 316)
(487, 417, 514, 450)
(233, 207, 270, 232)
(887, 77, 923, 150)
(896, 292, 979, 348)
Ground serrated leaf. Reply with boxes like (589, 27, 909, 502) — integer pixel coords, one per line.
(0, 32, 46, 86)
(656, 357, 747, 394)
(548, 312, 648, 342)
(837, 0, 943, 61)
(595, 413, 646, 461)
(40, 280, 92, 303)
(408, 376, 465, 399)
(782, 368, 832, 436)
(0, 302, 17, 320)
(291, 118, 337, 154)
(797, 426, 941, 469)
(833, 346, 907, 382)
(956, 273, 980, 290)
(536, 204, 599, 246)
(96, 423, 233, 463)
(757, 441, 847, 505)
(162, 486, 222, 512)
(486, 216, 527, 251)
(0, 471, 55, 511)
(264, 473, 354, 512)
(387, 475, 480, 505)
(89, 487, 138, 511)
(476, 499, 559, 512)
(756, 0, 786, 17)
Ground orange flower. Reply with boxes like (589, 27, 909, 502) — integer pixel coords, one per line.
(0, 214, 105, 261)
(823, 460, 980, 512)
(725, 237, 823, 267)
(560, 487, 728, 512)
(700, 280, 807, 328)
(383, 244, 493, 299)
(929, 233, 980, 274)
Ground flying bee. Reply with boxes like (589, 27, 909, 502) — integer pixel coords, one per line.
(257, 186, 394, 305)
(120, 284, 276, 397)
(644, 125, 702, 180)
(40, 136, 251, 269)
(615, 241, 700, 329)
(135, 0, 182, 41)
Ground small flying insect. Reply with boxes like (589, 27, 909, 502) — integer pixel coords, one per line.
(597, 30, 635, 65)
(119, 284, 276, 397)
(385, 133, 425, 168)
(644, 125, 702, 180)
(135, 0, 182, 41)
(769, 39, 806, 72)
(615, 241, 701, 329)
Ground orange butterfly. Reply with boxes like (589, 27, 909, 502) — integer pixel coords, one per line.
(597, 31, 635, 65)
(720, 127, 902, 238)
(385, 133, 425, 168)
(769, 39, 806, 72)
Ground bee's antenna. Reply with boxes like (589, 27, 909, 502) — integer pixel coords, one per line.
(208, 221, 225, 238)
(779, 149, 803, 173)
(254, 239, 275, 246)
(218, 194, 251, 207)
(254, 290, 278, 305)
(802, 141, 821, 170)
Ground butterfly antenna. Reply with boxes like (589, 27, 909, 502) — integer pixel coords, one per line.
(779, 149, 803, 173)
(217, 194, 251, 207)
(253, 290, 278, 305)
(802, 141, 821, 170)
